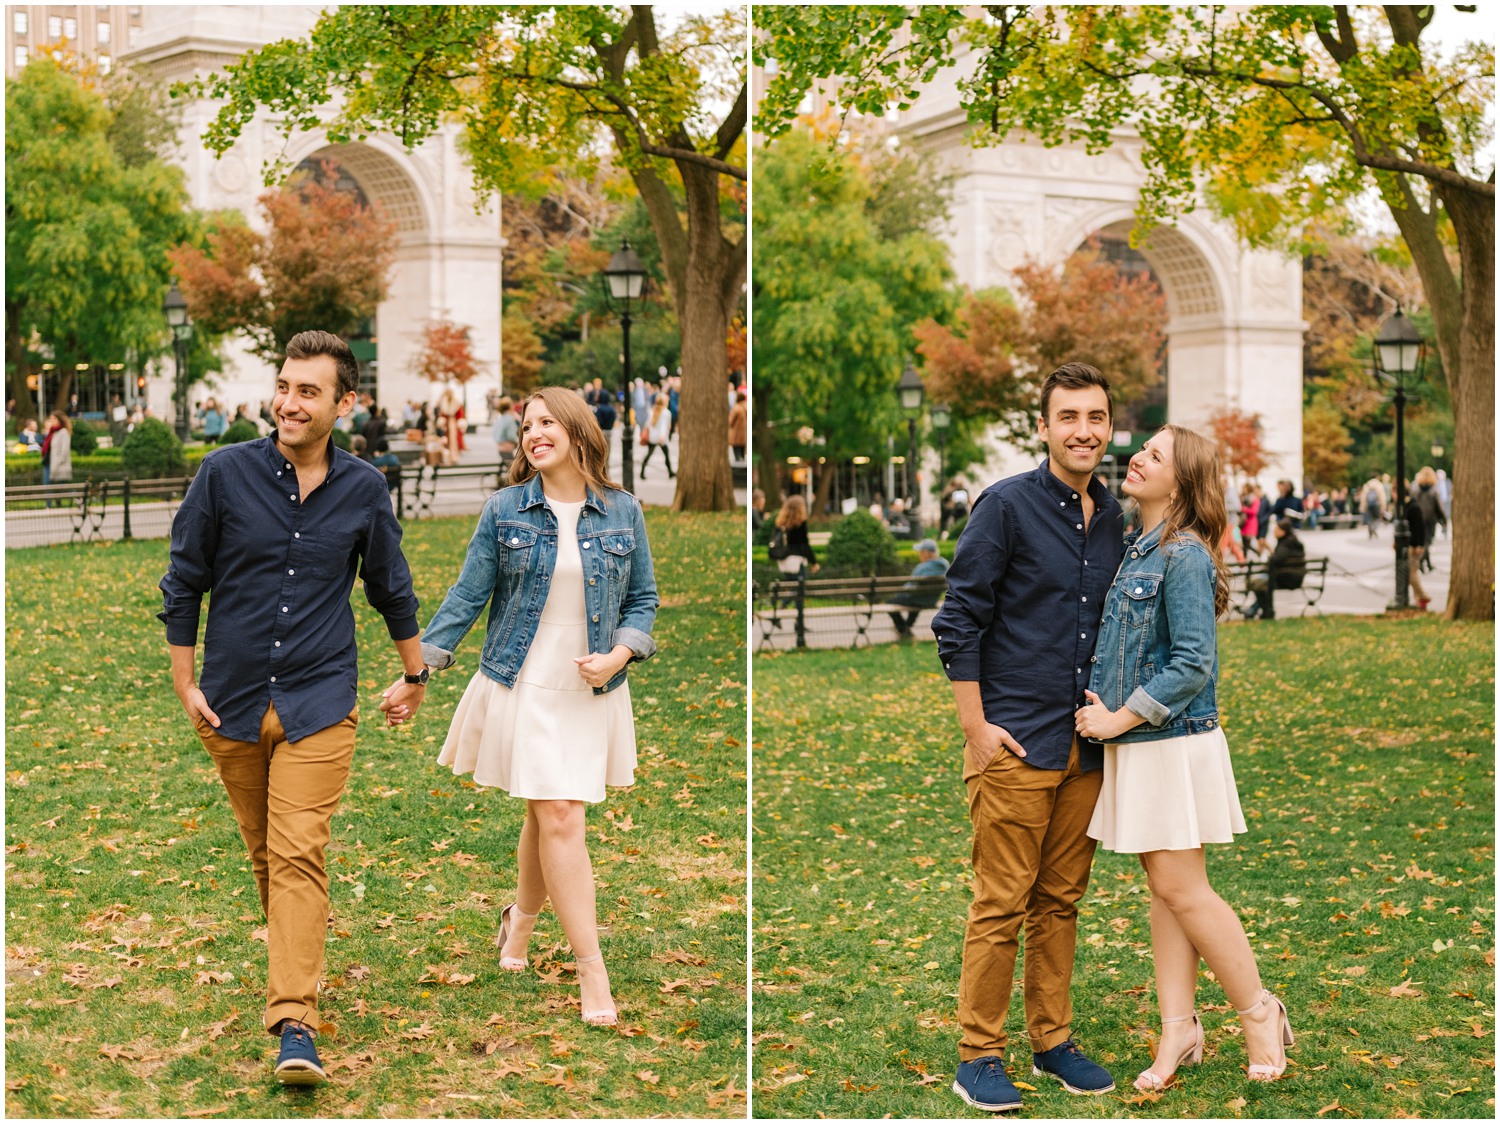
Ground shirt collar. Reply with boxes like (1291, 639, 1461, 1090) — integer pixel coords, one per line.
(261, 434, 341, 478)
(1033, 458, 1112, 508)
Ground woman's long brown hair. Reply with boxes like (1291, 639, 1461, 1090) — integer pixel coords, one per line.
(1157, 424, 1231, 617)
(508, 386, 620, 502)
(775, 493, 808, 530)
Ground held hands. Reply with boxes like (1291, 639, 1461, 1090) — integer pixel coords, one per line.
(964, 720, 1026, 773)
(379, 677, 427, 727)
(1075, 689, 1129, 741)
(574, 647, 631, 689)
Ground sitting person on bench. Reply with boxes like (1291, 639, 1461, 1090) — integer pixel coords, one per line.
(1242, 517, 1305, 620)
(889, 539, 948, 637)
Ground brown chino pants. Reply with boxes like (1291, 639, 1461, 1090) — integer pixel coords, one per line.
(195, 702, 357, 1034)
(958, 736, 1102, 1061)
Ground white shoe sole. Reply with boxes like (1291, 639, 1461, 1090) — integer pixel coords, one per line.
(1032, 1064, 1115, 1095)
(950, 1079, 1022, 1113)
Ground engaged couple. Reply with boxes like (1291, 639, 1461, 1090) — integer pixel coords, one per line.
(935, 363, 1294, 1113)
(159, 332, 658, 1084)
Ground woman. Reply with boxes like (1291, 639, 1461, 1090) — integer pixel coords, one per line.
(385, 387, 658, 1025)
(639, 393, 674, 479)
(770, 493, 818, 579)
(1075, 425, 1294, 1090)
(200, 398, 227, 444)
(41, 411, 72, 486)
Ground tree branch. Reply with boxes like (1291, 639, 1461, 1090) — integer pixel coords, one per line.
(714, 82, 747, 161)
(641, 142, 746, 180)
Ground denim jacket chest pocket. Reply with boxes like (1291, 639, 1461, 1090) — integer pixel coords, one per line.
(1109, 571, 1165, 629)
(599, 531, 635, 579)
(496, 522, 541, 572)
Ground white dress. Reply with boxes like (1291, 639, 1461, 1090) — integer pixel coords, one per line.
(1087, 727, 1247, 853)
(437, 499, 637, 803)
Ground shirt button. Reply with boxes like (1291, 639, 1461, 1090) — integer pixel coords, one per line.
(1081, 596, 1087, 602)
(1075, 523, 1082, 530)
(270, 676, 277, 683)
(288, 569, 295, 575)
(290, 494, 297, 500)
(282, 606, 289, 613)
(1059, 501, 1065, 507)
(294, 532, 300, 539)
(1080, 632, 1086, 639)
(1076, 667, 1082, 674)
(1072, 493, 1078, 499)
(276, 471, 282, 477)
(275, 641, 281, 647)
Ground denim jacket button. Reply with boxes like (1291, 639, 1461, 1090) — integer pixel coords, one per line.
(592, 614, 600, 622)
(582, 542, 591, 549)
(510, 537, 519, 544)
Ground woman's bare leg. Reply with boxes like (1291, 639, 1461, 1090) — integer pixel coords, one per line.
(530, 799, 614, 1017)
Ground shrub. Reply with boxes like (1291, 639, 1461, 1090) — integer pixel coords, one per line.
(219, 418, 260, 445)
(825, 509, 898, 574)
(70, 419, 99, 457)
(331, 428, 352, 452)
(121, 418, 188, 478)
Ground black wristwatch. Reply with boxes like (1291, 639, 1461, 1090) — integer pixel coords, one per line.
(403, 667, 430, 686)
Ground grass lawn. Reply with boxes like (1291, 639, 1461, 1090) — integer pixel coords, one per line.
(5, 508, 746, 1118)
(752, 617, 1494, 1118)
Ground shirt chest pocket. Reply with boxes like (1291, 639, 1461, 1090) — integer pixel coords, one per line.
(304, 529, 358, 580)
(496, 524, 540, 572)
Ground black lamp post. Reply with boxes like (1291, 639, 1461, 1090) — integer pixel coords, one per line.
(898, 361, 925, 505)
(602, 240, 647, 493)
(1373, 307, 1425, 611)
(163, 284, 192, 441)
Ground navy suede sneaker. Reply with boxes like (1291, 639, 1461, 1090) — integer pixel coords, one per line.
(1032, 1039, 1115, 1094)
(274, 1019, 326, 1086)
(952, 1056, 1023, 1113)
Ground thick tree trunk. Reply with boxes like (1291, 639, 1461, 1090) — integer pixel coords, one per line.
(5, 306, 35, 423)
(751, 375, 780, 502)
(621, 151, 742, 513)
(1436, 184, 1494, 621)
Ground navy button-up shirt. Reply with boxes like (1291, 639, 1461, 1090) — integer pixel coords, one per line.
(159, 436, 421, 743)
(932, 460, 1125, 771)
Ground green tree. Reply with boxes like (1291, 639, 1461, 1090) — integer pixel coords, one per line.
(755, 5, 1493, 621)
(167, 167, 396, 366)
(190, 6, 746, 512)
(5, 56, 194, 420)
(753, 125, 953, 512)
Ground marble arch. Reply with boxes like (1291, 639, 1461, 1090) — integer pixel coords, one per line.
(893, 65, 1306, 498)
(122, 5, 503, 423)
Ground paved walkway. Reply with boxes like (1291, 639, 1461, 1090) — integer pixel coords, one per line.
(4, 426, 745, 550)
(755, 525, 1454, 651)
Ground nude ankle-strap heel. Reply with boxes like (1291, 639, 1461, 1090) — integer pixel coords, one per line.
(1134, 1012, 1204, 1091)
(1238, 991, 1294, 1081)
(575, 953, 618, 1026)
(495, 903, 537, 971)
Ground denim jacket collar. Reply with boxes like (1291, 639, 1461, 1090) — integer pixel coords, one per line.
(1125, 520, 1167, 557)
(516, 473, 608, 514)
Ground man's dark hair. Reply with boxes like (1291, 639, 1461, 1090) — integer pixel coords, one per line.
(1039, 362, 1112, 422)
(284, 331, 360, 399)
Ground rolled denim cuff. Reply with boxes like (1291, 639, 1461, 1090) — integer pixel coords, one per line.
(1126, 685, 1170, 727)
(421, 641, 457, 672)
(611, 625, 656, 663)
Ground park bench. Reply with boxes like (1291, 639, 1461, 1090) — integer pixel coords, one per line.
(4, 480, 108, 543)
(117, 477, 193, 539)
(397, 462, 506, 520)
(1225, 556, 1330, 618)
(754, 573, 948, 650)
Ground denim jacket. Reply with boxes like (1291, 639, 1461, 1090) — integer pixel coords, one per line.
(420, 476, 658, 693)
(1088, 522, 1219, 742)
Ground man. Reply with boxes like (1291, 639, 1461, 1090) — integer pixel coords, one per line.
(1242, 517, 1306, 620)
(1270, 479, 1303, 525)
(932, 362, 1124, 1113)
(887, 538, 948, 638)
(159, 330, 429, 1086)
(492, 395, 519, 467)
